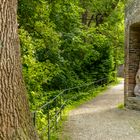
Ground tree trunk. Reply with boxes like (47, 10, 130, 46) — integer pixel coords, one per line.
(0, 0, 38, 139)
(82, 9, 88, 25)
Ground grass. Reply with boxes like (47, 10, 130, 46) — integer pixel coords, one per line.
(50, 78, 124, 140)
(117, 103, 124, 109)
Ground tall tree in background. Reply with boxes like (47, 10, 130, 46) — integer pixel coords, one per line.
(0, 0, 37, 139)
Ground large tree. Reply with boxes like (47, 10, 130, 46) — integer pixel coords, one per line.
(0, 0, 38, 139)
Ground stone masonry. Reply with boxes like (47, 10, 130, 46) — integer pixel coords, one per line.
(125, 0, 140, 110)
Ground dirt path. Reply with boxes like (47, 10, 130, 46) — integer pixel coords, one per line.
(61, 81, 140, 140)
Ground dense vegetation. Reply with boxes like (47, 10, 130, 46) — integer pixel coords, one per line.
(17, 0, 125, 138)
(18, 0, 124, 113)
(18, 0, 124, 111)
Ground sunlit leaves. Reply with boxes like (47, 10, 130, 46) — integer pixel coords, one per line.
(18, 0, 124, 110)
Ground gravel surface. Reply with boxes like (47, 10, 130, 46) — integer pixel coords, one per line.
(61, 81, 140, 140)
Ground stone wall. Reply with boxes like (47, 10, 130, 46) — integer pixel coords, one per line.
(125, 0, 140, 105)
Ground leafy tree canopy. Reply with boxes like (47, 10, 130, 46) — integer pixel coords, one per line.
(18, 0, 124, 109)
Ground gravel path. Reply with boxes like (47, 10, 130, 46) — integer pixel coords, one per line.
(61, 81, 140, 140)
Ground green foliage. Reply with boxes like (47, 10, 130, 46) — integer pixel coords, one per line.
(18, 0, 124, 108)
(118, 103, 125, 109)
(18, 0, 124, 138)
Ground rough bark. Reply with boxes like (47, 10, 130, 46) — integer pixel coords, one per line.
(0, 0, 38, 139)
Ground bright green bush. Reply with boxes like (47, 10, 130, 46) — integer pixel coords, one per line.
(18, 0, 124, 109)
